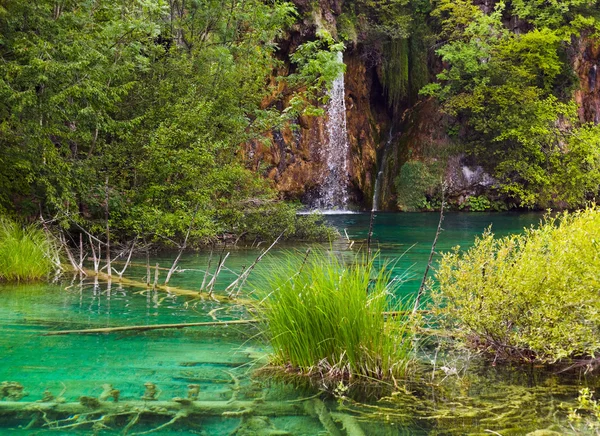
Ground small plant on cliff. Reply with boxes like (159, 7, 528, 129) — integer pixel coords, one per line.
(458, 195, 492, 212)
(395, 160, 442, 211)
(0, 217, 60, 282)
(431, 206, 600, 363)
(257, 250, 414, 387)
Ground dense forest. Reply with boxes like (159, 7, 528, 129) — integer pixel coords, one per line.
(1, 0, 600, 244)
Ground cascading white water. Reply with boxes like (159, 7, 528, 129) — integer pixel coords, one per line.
(313, 51, 350, 211)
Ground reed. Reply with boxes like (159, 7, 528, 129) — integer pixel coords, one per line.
(0, 217, 59, 282)
(256, 250, 414, 384)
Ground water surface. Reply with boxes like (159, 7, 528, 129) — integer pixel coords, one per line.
(2, 212, 593, 435)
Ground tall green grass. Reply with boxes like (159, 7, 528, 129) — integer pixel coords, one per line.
(0, 217, 59, 282)
(256, 250, 414, 384)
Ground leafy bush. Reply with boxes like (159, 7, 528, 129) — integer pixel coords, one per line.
(459, 195, 492, 212)
(256, 251, 413, 385)
(424, 2, 600, 209)
(432, 206, 600, 363)
(395, 160, 442, 211)
(0, 218, 59, 282)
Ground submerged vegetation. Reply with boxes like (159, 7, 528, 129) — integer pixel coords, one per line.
(432, 206, 600, 364)
(0, 217, 59, 282)
(257, 250, 414, 387)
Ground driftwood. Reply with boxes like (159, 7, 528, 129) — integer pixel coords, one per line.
(226, 232, 283, 298)
(42, 309, 428, 336)
(165, 205, 199, 285)
(311, 399, 343, 436)
(0, 399, 307, 417)
(206, 252, 230, 295)
(86, 269, 256, 306)
(43, 319, 259, 336)
(105, 176, 112, 278)
(331, 412, 367, 436)
(366, 209, 376, 260)
(413, 186, 445, 315)
(115, 237, 137, 280)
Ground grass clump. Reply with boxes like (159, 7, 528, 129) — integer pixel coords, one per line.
(0, 217, 59, 282)
(431, 206, 600, 364)
(257, 250, 414, 386)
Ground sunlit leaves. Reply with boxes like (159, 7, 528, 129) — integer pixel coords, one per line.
(432, 207, 600, 363)
(425, 2, 599, 208)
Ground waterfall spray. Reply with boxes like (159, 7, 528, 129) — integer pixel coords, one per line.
(313, 52, 350, 211)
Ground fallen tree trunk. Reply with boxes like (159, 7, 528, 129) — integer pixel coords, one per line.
(84, 269, 254, 305)
(43, 319, 259, 336)
(0, 399, 306, 417)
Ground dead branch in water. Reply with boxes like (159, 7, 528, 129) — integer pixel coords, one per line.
(43, 319, 259, 336)
(165, 205, 199, 285)
(104, 176, 112, 278)
(115, 237, 138, 280)
(200, 248, 214, 291)
(206, 252, 230, 296)
(366, 209, 376, 261)
(413, 184, 445, 315)
(226, 231, 283, 298)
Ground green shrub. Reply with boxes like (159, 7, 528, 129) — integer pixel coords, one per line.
(395, 160, 442, 211)
(459, 195, 491, 212)
(256, 251, 414, 385)
(431, 206, 600, 363)
(0, 218, 59, 282)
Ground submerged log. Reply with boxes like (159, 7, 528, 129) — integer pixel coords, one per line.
(43, 319, 259, 336)
(0, 399, 306, 416)
(331, 412, 366, 436)
(84, 268, 254, 305)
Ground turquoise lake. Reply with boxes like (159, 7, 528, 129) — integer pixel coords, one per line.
(2, 212, 595, 435)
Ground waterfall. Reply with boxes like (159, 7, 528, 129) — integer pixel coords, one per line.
(372, 128, 393, 211)
(313, 52, 350, 211)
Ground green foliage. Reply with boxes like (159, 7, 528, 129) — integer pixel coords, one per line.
(337, 13, 358, 45)
(511, 0, 600, 31)
(424, 3, 600, 208)
(382, 38, 410, 111)
(287, 29, 345, 108)
(432, 206, 600, 363)
(569, 388, 600, 432)
(459, 195, 492, 212)
(256, 251, 413, 384)
(0, 0, 337, 244)
(0, 217, 59, 282)
(431, 0, 481, 41)
(218, 202, 337, 242)
(395, 160, 442, 211)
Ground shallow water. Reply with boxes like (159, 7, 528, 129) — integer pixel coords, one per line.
(1, 212, 594, 435)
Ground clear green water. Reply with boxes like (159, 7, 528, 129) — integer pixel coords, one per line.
(1, 212, 595, 435)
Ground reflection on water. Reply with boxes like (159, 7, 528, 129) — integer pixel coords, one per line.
(1, 212, 595, 435)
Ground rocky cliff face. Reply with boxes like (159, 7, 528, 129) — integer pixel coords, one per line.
(245, 2, 600, 211)
(243, 0, 388, 210)
(572, 35, 600, 125)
